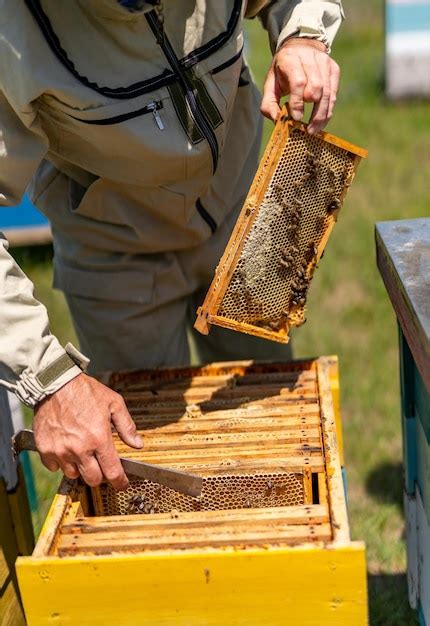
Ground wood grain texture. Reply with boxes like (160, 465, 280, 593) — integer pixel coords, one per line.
(376, 219, 430, 395)
(416, 487, 430, 626)
(0, 486, 26, 626)
(17, 544, 367, 626)
(317, 358, 350, 543)
(404, 491, 419, 609)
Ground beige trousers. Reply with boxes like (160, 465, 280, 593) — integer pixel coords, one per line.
(65, 216, 291, 373)
(63, 202, 292, 374)
(59, 118, 294, 373)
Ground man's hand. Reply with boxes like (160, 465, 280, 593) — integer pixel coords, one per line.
(261, 38, 340, 135)
(33, 373, 143, 490)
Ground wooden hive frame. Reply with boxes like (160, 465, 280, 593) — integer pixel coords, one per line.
(16, 357, 368, 625)
(195, 107, 367, 344)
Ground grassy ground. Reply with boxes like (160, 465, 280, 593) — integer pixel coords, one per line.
(9, 1, 429, 623)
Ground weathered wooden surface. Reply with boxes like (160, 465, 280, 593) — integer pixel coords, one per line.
(0, 548, 25, 626)
(376, 219, 430, 394)
(405, 491, 419, 609)
(317, 358, 350, 543)
(377, 219, 430, 624)
(0, 482, 25, 626)
(0, 389, 18, 490)
(416, 487, 430, 625)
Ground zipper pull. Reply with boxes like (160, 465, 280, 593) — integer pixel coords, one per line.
(147, 102, 164, 130)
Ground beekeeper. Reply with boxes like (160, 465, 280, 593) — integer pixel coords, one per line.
(0, 0, 343, 489)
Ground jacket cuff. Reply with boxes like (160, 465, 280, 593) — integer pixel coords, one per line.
(13, 343, 89, 408)
(276, 2, 344, 54)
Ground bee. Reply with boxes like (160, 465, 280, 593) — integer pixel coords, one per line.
(279, 258, 292, 269)
(269, 320, 282, 331)
(260, 323, 274, 332)
(327, 198, 341, 214)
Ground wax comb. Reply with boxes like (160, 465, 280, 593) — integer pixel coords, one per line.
(195, 106, 367, 343)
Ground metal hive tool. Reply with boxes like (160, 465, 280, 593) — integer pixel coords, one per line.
(195, 107, 368, 344)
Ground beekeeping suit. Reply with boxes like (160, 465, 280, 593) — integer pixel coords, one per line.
(0, 0, 344, 408)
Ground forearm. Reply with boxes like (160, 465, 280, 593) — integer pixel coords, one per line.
(0, 234, 84, 407)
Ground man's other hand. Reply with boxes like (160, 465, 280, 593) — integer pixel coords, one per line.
(261, 38, 340, 135)
(33, 374, 143, 490)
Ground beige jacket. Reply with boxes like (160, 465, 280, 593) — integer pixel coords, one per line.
(0, 0, 343, 406)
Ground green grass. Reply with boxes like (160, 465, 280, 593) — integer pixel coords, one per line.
(10, 2, 428, 623)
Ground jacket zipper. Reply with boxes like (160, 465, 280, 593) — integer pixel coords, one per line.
(196, 198, 217, 234)
(69, 100, 164, 127)
(146, 11, 219, 173)
(25, 0, 242, 99)
(147, 101, 165, 130)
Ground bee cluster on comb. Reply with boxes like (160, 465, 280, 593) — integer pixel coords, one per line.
(195, 107, 367, 343)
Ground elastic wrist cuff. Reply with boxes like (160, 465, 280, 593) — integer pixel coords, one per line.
(280, 37, 328, 53)
(13, 343, 90, 408)
(14, 362, 82, 407)
(277, 24, 331, 53)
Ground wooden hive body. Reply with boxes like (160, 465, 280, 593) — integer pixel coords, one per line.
(16, 357, 368, 625)
(195, 108, 367, 343)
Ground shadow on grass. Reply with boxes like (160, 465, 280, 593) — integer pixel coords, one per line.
(365, 461, 404, 510)
(368, 573, 419, 626)
(365, 464, 418, 624)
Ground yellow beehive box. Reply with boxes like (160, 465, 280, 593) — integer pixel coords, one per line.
(16, 356, 368, 625)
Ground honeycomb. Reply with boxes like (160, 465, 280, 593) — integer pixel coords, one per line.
(91, 362, 321, 518)
(97, 472, 304, 516)
(195, 111, 367, 342)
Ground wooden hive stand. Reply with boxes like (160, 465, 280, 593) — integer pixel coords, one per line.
(377, 219, 430, 625)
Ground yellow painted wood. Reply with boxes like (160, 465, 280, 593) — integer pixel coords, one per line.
(17, 543, 368, 626)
